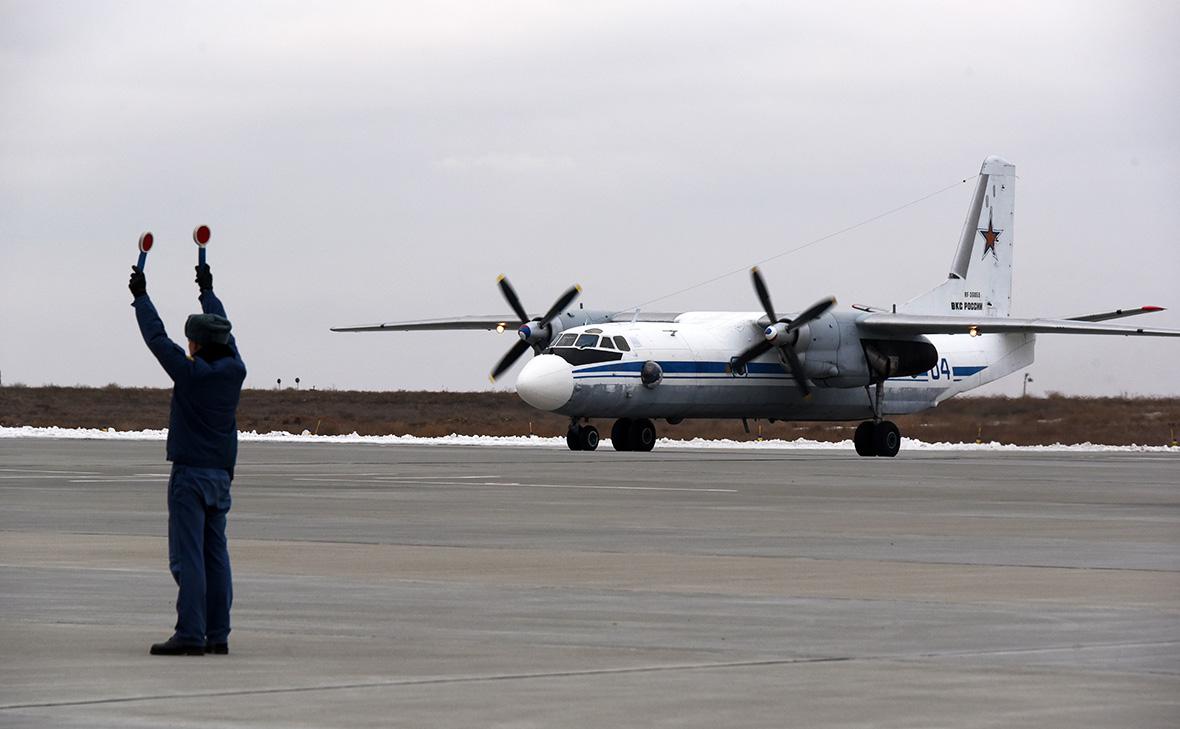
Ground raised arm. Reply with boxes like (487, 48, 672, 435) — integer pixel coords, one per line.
(196, 264, 239, 355)
(130, 268, 193, 382)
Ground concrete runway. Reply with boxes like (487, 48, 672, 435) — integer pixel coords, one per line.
(1, 438, 1178, 728)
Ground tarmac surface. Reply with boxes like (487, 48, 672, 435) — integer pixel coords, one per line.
(1, 437, 1178, 728)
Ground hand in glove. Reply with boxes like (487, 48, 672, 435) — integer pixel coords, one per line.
(129, 266, 147, 299)
(195, 263, 213, 292)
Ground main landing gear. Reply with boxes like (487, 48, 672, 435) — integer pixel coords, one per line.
(854, 379, 901, 457)
(566, 418, 657, 452)
(853, 420, 900, 457)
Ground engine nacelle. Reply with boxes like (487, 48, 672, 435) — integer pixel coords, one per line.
(786, 311, 937, 388)
(861, 338, 939, 380)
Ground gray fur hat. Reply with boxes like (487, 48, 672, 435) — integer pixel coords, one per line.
(184, 314, 232, 345)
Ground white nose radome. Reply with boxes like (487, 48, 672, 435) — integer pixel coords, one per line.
(516, 354, 574, 411)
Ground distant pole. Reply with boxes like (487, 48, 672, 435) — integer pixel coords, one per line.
(1022, 373, 1034, 398)
(295, 377, 301, 390)
(277, 378, 282, 390)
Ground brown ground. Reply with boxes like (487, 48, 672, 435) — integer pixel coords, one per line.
(2, 386, 1178, 446)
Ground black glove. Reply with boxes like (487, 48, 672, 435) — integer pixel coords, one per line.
(129, 266, 146, 298)
(195, 263, 213, 292)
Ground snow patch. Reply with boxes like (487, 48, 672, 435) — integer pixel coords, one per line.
(1, 426, 1176, 452)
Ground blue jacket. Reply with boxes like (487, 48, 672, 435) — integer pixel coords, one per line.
(133, 290, 247, 478)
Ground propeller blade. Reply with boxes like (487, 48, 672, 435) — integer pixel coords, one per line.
(786, 296, 837, 331)
(497, 275, 529, 324)
(780, 346, 811, 398)
(751, 267, 777, 322)
(490, 339, 532, 382)
(730, 339, 773, 372)
(538, 284, 582, 327)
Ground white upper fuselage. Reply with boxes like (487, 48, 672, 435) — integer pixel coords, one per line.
(515, 310, 1034, 421)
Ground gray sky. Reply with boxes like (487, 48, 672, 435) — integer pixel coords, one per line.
(2, 1, 1179, 396)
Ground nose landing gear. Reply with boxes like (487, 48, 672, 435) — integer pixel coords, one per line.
(566, 421, 599, 451)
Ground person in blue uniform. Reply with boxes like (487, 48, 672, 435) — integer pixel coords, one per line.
(129, 262, 246, 656)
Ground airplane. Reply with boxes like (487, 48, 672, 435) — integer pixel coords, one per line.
(333, 156, 1180, 456)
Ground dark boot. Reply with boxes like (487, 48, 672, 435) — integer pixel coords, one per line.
(205, 641, 229, 655)
(150, 636, 205, 656)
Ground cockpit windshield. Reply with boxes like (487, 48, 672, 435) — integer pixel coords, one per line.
(574, 334, 599, 349)
(554, 333, 577, 347)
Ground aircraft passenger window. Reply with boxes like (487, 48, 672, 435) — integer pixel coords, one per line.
(600, 338, 614, 349)
(575, 334, 599, 348)
(555, 333, 577, 347)
(613, 336, 631, 351)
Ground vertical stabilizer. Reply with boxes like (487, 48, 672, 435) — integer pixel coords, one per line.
(900, 156, 1016, 316)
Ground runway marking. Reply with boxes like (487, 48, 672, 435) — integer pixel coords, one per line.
(0, 469, 99, 476)
(67, 478, 167, 483)
(269, 473, 502, 480)
(0, 656, 850, 711)
(491, 482, 738, 493)
(291, 477, 737, 493)
(6, 638, 1176, 712)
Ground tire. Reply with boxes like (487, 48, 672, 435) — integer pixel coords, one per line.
(853, 421, 875, 457)
(611, 419, 632, 451)
(628, 419, 657, 452)
(579, 425, 600, 451)
(873, 420, 900, 458)
(566, 429, 581, 451)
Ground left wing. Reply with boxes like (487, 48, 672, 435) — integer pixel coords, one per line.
(331, 316, 515, 333)
(858, 313, 1180, 337)
(1066, 306, 1165, 323)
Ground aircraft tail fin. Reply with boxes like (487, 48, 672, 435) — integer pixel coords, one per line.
(899, 156, 1016, 317)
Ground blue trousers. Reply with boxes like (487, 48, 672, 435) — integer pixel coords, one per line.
(167, 464, 233, 644)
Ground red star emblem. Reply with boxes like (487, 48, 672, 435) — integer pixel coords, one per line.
(978, 212, 1002, 260)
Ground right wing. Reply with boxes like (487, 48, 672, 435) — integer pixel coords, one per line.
(331, 316, 516, 333)
(857, 313, 1180, 337)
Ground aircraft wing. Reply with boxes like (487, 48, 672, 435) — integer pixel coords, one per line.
(1066, 306, 1165, 323)
(857, 313, 1180, 337)
(331, 316, 516, 333)
(332, 310, 685, 332)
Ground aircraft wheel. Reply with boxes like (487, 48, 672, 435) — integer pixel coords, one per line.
(566, 428, 582, 451)
(873, 420, 901, 458)
(628, 419, 657, 452)
(853, 421, 875, 457)
(578, 425, 600, 451)
(611, 419, 633, 451)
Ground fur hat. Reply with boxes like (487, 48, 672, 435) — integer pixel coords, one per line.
(184, 314, 232, 345)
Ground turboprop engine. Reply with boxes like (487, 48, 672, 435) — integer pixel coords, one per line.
(490, 277, 582, 382)
(728, 267, 837, 396)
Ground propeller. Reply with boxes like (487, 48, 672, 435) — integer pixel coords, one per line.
(490, 276, 582, 382)
(729, 267, 836, 397)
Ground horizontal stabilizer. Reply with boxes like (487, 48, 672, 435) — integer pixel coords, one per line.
(1066, 306, 1165, 323)
(858, 312, 1180, 337)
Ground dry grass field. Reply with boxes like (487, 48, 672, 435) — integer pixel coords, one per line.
(2, 385, 1179, 446)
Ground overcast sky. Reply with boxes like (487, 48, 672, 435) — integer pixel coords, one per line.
(2, 1, 1178, 397)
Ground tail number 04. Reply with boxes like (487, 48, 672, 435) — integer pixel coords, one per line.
(929, 358, 952, 380)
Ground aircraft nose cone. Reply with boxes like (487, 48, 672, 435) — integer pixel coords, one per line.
(516, 354, 574, 411)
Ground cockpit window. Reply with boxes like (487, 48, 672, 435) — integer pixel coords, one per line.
(555, 333, 577, 347)
(574, 334, 599, 349)
(599, 338, 614, 349)
(613, 336, 631, 352)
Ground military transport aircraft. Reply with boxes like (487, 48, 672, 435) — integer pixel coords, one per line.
(334, 156, 1179, 457)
